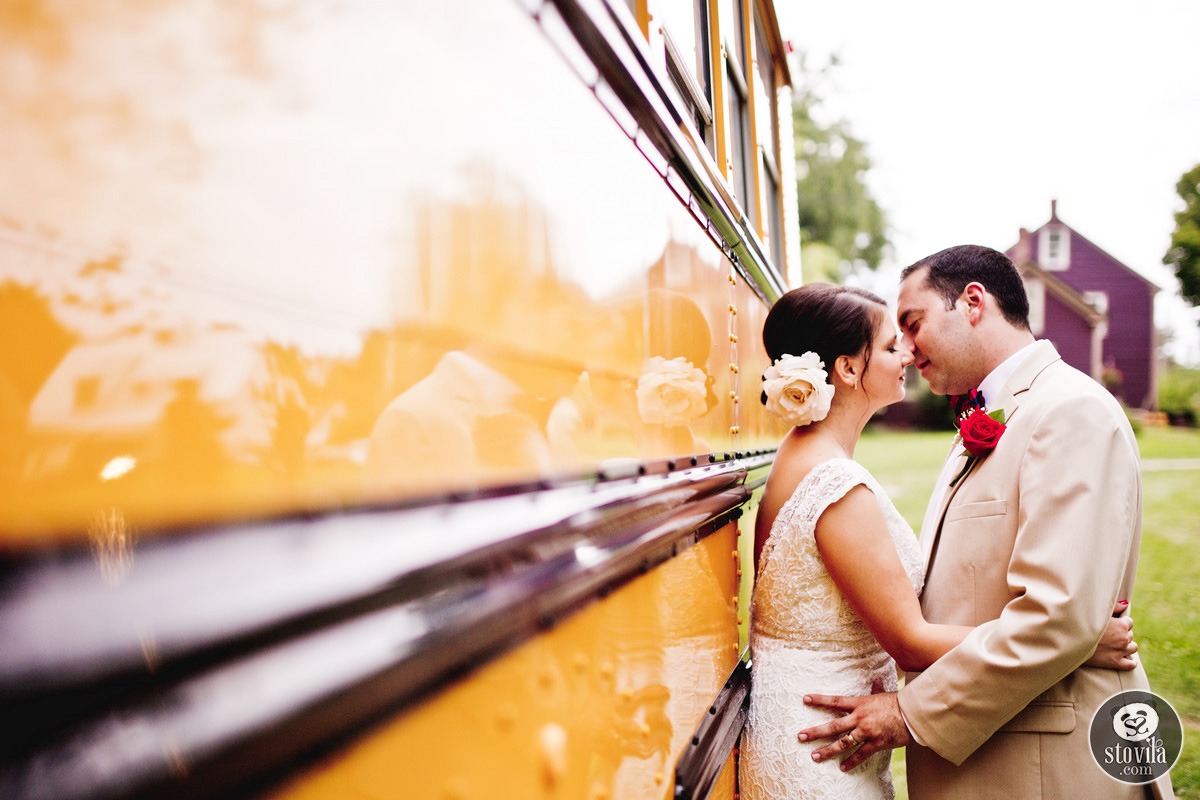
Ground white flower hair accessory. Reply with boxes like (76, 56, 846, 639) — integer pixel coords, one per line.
(762, 351, 835, 427)
(637, 356, 709, 426)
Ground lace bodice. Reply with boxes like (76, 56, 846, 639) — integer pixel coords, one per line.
(752, 458, 924, 647)
(739, 458, 924, 800)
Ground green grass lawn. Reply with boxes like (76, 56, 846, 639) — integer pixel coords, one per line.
(856, 423, 1200, 799)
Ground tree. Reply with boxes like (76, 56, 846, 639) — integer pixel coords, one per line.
(791, 53, 890, 283)
(1164, 162, 1200, 308)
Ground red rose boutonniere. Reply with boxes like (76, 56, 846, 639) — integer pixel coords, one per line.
(950, 405, 1007, 487)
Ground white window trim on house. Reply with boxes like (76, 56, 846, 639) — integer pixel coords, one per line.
(1025, 277, 1046, 335)
(1082, 290, 1109, 315)
(1091, 321, 1108, 381)
(1039, 226, 1070, 271)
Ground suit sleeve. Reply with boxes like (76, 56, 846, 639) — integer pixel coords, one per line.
(898, 390, 1140, 764)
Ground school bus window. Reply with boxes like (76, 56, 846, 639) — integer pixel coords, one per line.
(623, 0, 649, 37)
(727, 0, 747, 68)
(761, 141, 783, 268)
(724, 30, 755, 224)
(753, 12, 779, 167)
(754, 10, 783, 265)
(657, 0, 715, 154)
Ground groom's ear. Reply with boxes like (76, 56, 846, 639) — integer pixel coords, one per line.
(961, 282, 987, 325)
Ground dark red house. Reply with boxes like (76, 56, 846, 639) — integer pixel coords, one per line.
(1007, 201, 1159, 409)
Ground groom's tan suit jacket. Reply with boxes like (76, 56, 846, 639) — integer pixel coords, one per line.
(899, 341, 1174, 799)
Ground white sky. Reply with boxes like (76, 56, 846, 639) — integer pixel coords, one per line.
(775, 1, 1200, 364)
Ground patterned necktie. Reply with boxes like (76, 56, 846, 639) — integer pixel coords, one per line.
(951, 389, 986, 425)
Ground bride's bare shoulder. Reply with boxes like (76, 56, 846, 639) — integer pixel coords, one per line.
(754, 436, 840, 567)
(759, 437, 839, 520)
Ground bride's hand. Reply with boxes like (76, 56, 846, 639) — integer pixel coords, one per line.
(1086, 601, 1137, 670)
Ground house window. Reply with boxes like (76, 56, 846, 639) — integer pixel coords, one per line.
(1083, 291, 1109, 315)
(1040, 226, 1070, 271)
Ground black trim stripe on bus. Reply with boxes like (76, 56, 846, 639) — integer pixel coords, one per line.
(0, 452, 773, 800)
(674, 656, 752, 800)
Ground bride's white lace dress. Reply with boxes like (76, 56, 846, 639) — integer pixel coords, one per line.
(739, 458, 924, 799)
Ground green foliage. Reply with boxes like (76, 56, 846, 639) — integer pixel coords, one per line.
(1158, 363, 1200, 424)
(1137, 424, 1200, 458)
(1136, 456, 1200, 798)
(1125, 405, 1145, 437)
(792, 53, 890, 281)
(798, 241, 843, 284)
(1165, 163, 1200, 307)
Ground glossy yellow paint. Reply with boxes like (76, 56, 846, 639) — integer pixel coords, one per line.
(268, 524, 743, 800)
(0, 1, 798, 797)
(0, 0, 789, 548)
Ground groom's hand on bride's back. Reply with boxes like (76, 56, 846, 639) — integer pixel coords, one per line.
(1086, 604, 1138, 670)
(796, 689, 910, 772)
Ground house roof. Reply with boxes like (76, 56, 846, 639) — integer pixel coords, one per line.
(1012, 207, 1160, 293)
(1016, 257, 1107, 327)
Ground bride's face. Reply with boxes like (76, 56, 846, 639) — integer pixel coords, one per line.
(861, 320, 914, 408)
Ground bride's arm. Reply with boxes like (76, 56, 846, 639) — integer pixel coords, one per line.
(814, 486, 1135, 672)
(813, 485, 963, 672)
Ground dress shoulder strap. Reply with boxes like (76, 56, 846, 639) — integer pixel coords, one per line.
(791, 457, 875, 532)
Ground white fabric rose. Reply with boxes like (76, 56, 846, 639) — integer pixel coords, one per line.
(762, 352, 835, 427)
(636, 356, 709, 426)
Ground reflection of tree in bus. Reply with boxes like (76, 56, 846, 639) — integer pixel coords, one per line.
(363, 177, 593, 495)
(148, 377, 232, 487)
(256, 342, 316, 477)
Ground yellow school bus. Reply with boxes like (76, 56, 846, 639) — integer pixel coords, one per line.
(0, 1, 798, 797)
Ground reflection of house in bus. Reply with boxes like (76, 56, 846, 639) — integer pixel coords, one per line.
(26, 328, 269, 496)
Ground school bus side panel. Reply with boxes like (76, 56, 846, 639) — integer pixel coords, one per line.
(0, 0, 756, 543)
(269, 524, 740, 800)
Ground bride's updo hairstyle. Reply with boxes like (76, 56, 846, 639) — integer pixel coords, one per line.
(761, 283, 889, 404)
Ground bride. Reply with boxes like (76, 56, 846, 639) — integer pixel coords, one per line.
(737, 284, 1137, 800)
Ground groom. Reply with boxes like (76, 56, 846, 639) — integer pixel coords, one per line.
(796, 245, 1174, 798)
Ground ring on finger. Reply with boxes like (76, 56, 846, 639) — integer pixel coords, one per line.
(840, 733, 860, 749)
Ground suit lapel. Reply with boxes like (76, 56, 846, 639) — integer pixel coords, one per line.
(920, 340, 1063, 585)
(922, 443, 969, 584)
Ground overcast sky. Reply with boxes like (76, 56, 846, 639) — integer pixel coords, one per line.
(775, 1, 1200, 363)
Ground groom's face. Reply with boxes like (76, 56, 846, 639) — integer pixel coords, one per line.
(897, 269, 979, 396)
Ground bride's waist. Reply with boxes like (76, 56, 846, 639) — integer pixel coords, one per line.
(750, 629, 885, 657)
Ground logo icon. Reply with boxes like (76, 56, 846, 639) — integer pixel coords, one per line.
(1090, 691, 1183, 784)
(1113, 702, 1159, 742)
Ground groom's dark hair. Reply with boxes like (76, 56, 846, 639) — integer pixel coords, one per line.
(902, 245, 1031, 330)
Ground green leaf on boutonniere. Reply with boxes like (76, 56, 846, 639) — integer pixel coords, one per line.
(948, 452, 974, 488)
